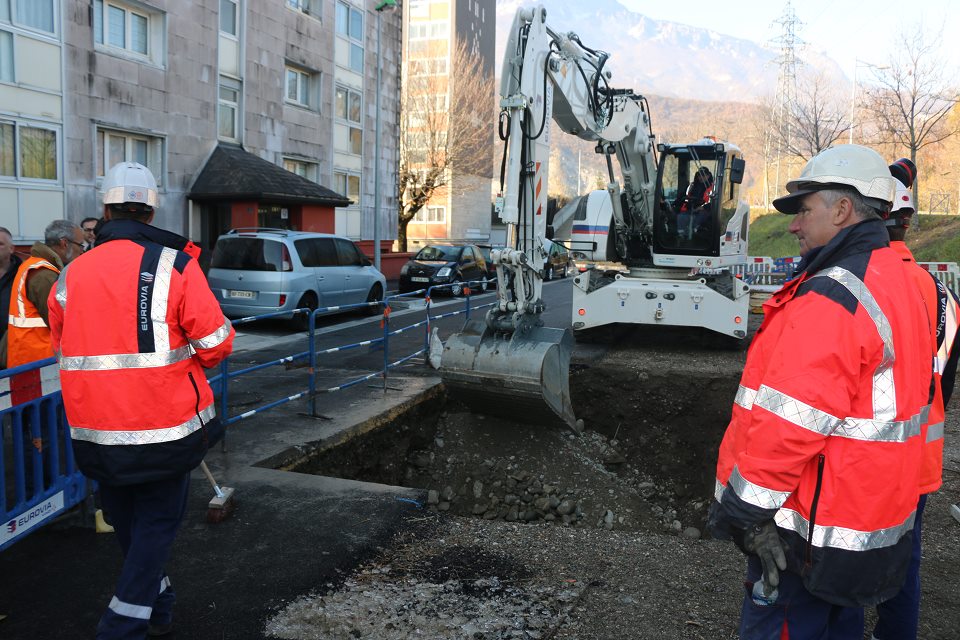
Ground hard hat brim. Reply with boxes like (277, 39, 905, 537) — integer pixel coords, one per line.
(772, 187, 828, 214)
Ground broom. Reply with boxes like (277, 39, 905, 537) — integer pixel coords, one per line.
(199, 461, 236, 523)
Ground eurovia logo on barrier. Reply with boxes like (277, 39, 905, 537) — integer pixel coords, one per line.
(1, 491, 64, 547)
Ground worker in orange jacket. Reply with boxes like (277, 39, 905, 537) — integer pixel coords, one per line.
(48, 162, 234, 639)
(871, 158, 960, 640)
(709, 145, 932, 639)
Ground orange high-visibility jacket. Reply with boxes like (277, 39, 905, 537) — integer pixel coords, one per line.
(891, 241, 960, 494)
(48, 219, 234, 484)
(7, 255, 59, 368)
(709, 220, 931, 608)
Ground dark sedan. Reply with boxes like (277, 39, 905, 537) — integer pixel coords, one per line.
(398, 244, 491, 296)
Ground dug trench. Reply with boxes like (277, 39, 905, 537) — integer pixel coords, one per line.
(291, 363, 737, 539)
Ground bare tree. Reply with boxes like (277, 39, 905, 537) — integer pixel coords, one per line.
(397, 38, 495, 251)
(768, 71, 850, 163)
(862, 25, 960, 211)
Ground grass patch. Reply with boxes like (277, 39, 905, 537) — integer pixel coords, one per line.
(747, 212, 960, 263)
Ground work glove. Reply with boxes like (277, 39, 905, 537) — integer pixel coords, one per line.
(742, 520, 787, 596)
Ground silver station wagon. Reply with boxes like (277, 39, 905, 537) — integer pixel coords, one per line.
(207, 228, 386, 325)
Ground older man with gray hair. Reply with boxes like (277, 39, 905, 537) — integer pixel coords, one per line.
(1, 219, 83, 368)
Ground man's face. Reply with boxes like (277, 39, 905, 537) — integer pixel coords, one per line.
(0, 232, 13, 263)
(59, 227, 85, 265)
(787, 192, 843, 256)
(81, 221, 97, 245)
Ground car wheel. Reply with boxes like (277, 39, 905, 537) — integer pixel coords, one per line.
(478, 275, 489, 292)
(450, 277, 464, 297)
(292, 292, 318, 331)
(561, 263, 569, 279)
(364, 283, 384, 316)
(545, 266, 554, 281)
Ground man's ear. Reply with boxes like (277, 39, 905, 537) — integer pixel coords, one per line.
(833, 195, 855, 226)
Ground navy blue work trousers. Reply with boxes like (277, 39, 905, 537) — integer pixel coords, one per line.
(739, 556, 864, 640)
(95, 473, 191, 640)
(873, 493, 927, 640)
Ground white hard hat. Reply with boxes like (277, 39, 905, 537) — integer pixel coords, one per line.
(102, 162, 159, 208)
(890, 181, 914, 214)
(773, 145, 895, 214)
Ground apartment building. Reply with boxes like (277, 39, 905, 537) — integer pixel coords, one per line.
(402, 0, 494, 249)
(2, 0, 400, 255)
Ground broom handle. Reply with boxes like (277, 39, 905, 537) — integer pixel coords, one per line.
(200, 461, 226, 499)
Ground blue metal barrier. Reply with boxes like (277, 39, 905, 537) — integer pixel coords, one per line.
(1, 358, 90, 552)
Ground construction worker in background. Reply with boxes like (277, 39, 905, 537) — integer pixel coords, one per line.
(0, 226, 24, 347)
(48, 162, 234, 639)
(2, 219, 83, 371)
(871, 159, 960, 640)
(708, 145, 931, 639)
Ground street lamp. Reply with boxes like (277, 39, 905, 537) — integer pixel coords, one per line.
(373, 0, 398, 271)
(848, 59, 889, 144)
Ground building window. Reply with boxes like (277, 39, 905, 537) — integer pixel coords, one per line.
(93, 0, 163, 64)
(335, 85, 361, 124)
(414, 206, 445, 223)
(283, 158, 318, 182)
(335, 1, 363, 73)
(0, 121, 58, 181)
(0, 30, 13, 82)
(285, 65, 318, 110)
(334, 170, 361, 207)
(218, 76, 241, 141)
(96, 127, 162, 185)
(219, 0, 237, 36)
(0, 0, 56, 34)
(287, 0, 320, 17)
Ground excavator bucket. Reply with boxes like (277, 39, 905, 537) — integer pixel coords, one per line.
(440, 318, 577, 429)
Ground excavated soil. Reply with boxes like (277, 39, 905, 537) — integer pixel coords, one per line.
(273, 328, 960, 639)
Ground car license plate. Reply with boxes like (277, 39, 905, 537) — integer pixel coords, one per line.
(411, 277, 429, 283)
(227, 290, 256, 299)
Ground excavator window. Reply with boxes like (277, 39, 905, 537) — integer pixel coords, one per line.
(654, 148, 722, 255)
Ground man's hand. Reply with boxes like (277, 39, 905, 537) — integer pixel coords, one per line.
(743, 520, 787, 595)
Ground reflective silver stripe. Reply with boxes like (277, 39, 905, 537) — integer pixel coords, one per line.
(55, 264, 69, 309)
(927, 421, 945, 443)
(189, 318, 232, 351)
(58, 345, 193, 371)
(108, 596, 152, 620)
(735, 385, 756, 410)
(810, 267, 896, 420)
(70, 404, 216, 445)
(836, 406, 926, 443)
(14, 260, 56, 321)
(754, 385, 842, 436)
(8, 315, 47, 328)
(159, 576, 171, 593)
(775, 506, 915, 552)
(151, 248, 176, 352)
(714, 479, 725, 502)
(729, 465, 791, 510)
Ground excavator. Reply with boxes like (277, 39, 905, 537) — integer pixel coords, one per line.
(440, 5, 750, 428)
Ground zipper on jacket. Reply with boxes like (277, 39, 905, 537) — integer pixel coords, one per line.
(805, 453, 826, 570)
(187, 371, 208, 446)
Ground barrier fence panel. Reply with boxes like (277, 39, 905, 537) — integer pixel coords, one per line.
(1, 358, 90, 552)
(919, 262, 960, 295)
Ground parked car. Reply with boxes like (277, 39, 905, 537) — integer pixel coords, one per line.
(207, 228, 386, 327)
(398, 244, 490, 296)
(543, 239, 572, 280)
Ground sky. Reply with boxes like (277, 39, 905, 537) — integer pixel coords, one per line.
(617, 0, 960, 80)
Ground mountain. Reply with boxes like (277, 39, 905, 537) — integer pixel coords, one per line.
(495, 0, 846, 103)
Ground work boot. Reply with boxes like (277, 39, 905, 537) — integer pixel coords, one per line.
(147, 622, 173, 637)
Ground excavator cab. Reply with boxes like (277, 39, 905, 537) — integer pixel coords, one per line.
(652, 140, 747, 263)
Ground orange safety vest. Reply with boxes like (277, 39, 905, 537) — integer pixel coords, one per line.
(7, 256, 58, 368)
